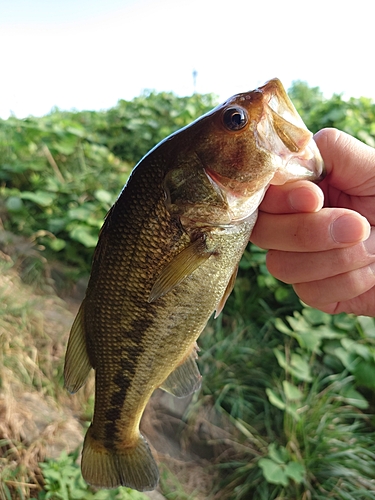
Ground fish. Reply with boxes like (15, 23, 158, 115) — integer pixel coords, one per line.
(63, 78, 325, 491)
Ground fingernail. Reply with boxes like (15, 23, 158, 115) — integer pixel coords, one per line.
(331, 214, 370, 244)
(364, 228, 375, 254)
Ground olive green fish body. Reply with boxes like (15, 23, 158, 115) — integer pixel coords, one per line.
(86, 158, 252, 432)
(64, 79, 325, 491)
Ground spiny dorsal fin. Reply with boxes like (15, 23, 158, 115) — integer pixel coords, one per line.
(160, 343, 202, 398)
(148, 237, 212, 303)
(214, 265, 238, 318)
(64, 301, 93, 394)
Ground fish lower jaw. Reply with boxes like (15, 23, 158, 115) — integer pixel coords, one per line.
(224, 187, 267, 224)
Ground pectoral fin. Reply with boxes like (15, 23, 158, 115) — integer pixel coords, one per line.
(64, 301, 93, 394)
(148, 237, 212, 303)
(160, 343, 202, 398)
(214, 265, 238, 318)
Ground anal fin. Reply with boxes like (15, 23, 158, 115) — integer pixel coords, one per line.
(160, 343, 202, 398)
(64, 301, 93, 394)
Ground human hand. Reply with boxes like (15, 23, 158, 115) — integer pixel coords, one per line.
(251, 128, 375, 316)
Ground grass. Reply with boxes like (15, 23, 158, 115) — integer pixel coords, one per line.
(1, 241, 375, 500)
(0, 257, 86, 498)
(188, 251, 375, 500)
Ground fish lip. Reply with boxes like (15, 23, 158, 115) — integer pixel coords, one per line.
(253, 80, 326, 184)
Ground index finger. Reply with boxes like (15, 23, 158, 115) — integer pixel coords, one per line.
(259, 180, 324, 214)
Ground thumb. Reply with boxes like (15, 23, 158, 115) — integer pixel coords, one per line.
(314, 128, 375, 196)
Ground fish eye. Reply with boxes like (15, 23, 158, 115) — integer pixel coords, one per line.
(222, 107, 248, 131)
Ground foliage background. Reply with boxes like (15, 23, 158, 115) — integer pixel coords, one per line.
(1, 82, 375, 499)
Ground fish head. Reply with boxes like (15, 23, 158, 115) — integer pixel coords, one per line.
(186, 78, 325, 220)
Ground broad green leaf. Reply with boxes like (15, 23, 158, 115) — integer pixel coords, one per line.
(274, 318, 292, 335)
(274, 287, 291, 303)
(333, 313, 357, 331)
(283, 380, 303, 401)
(286, 313, 310, 332)
(297, 330, 322, 353)
(266, 388, 285, 410)
(21, 190, 55, 206)
(334, 346, 358, 371)
(342, 386, 369, 410)
(274, 349, 312, 381)
(70, 226, 98, 248)
(273, 348, 287, 369)
(302, 307, 331, 325)
(268, 443, 289, 464)
(284, 461, 305, 483)
(67, 207, 93, 221)
(48, 238, 66, 251)
(258, 458, 288, 486)
(94, 189, 114, 204)
(290, 353, 312, 382)
(353, 360, 375, 389)
(6, 195, 24, 211)
(341, 338, 372, 359)
(66, 125, 86, 138)
(357, 316, 375, 338)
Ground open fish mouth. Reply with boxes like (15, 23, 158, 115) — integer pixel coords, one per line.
(255, 79, 326, 184)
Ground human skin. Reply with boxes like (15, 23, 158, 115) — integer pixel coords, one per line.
(251, 128, 375, 316)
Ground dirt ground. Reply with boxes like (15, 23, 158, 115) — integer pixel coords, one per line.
(0, 255, 217, 499)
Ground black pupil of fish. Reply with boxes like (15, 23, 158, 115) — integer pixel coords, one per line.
(223, 108, 248, 131)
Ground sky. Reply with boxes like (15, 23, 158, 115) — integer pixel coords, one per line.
(0, 0, 374, 119)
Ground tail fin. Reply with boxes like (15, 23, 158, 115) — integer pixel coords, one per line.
(81, 426, 159, 491)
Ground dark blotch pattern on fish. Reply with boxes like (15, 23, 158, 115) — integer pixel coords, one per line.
(101, 317, 155, 447)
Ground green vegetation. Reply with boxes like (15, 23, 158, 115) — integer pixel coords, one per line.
(39, 451, 148, 500)
(1, 83, 375, 499)
(0, 91, 216, 279)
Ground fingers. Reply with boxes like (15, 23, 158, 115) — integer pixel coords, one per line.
(266, 230, 375, 284)
(314, 128, 375, 196)
(259, 180, 323, 214)
(324, 288, 375, 316)
(265, 228, 375, 317)
(293, 265, 375, 314)
(251, 208, 370, 252)
(251, 127, 375, 317)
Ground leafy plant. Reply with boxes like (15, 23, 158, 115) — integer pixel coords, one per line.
(0, 91, 217, 281)
(2, 83, 375, 499)
(39, 450, 148, 500)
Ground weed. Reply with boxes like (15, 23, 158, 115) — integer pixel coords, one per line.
(39, 451, 148, 500)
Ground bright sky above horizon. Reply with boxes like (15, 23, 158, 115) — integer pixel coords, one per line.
(0, 0, 374, 119)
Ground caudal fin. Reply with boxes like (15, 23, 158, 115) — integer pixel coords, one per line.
(81, 426, 159, 491)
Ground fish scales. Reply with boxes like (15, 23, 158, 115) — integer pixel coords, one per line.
(64, 78, 325, 491)
(87, 157, 251, 441)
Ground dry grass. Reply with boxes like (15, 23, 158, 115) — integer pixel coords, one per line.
(0, 257, 88, 498)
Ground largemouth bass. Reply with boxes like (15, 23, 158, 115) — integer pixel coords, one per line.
(64, 78, 324, 491)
